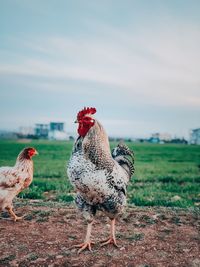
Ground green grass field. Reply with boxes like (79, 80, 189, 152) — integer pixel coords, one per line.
(0, 140, 199, 207)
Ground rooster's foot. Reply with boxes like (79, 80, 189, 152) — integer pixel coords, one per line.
(71, 241, 95, 254)
(101, 237, 118, 247)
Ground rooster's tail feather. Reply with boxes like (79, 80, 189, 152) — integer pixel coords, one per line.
(112, 143, 134, 178)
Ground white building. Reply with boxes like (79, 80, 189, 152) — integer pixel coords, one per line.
(190, 128, 200, 145)
(33, 122, 70, 140)
(48, 130, 69, 141)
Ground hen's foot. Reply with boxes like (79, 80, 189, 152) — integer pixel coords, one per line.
(101, 237, 119, 247)
(6, 207, 23, 222)
(13, 215, 23, 222)
(71, 241, 95, 254)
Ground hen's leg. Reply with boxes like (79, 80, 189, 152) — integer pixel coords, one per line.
(72, 220, 95, 253)
(101, 218, 118, 247)
(6, 206, 23, 222)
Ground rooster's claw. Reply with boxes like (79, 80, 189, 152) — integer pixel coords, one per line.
(70, 241, 95, 254)
(101, 237, 119, 247)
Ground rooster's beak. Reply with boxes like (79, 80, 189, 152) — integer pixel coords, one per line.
(35, 150, 39, 155)
(74, 120, 78, 123)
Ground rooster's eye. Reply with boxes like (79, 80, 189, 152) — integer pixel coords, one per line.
(84, 117, 94, 123)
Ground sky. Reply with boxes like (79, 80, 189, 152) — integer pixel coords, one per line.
(0, 0, 200, 139)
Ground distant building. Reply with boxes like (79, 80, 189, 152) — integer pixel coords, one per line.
(50, 122, 64, 132)
(33, 122, 69, 140)
(190, 128, 200, 145)
(150, 132, 172, 143)
(48, 130, 69, 141)
(152, 132, 172, 142)
(48, 122, 68, 140)
(35, 124, 49, 138)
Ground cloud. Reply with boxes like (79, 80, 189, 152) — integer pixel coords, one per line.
(0, 22, 200, 110)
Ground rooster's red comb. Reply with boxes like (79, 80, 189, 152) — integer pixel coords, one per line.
(77, 107, 97, 120)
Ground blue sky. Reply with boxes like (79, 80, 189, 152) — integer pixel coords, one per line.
(0, 0, 200, 138)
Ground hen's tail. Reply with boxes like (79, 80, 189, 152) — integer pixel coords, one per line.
(112, 142, 135, 178)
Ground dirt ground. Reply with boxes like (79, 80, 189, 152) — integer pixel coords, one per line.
(0, 199, 199, 267)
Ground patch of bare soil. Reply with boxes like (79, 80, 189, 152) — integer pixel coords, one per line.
(0, 199, 199, 267)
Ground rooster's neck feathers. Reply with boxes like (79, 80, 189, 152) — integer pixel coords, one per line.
(82, 120, 115, 172)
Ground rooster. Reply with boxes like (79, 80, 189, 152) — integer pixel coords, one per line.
(67, 107, 134, 253)
(0, 147, 38, 221)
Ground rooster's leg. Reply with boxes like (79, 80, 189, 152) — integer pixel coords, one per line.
(72, 221, 94, 253)
(101, 218, 118, 247)
(6, 206, 23, 222)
